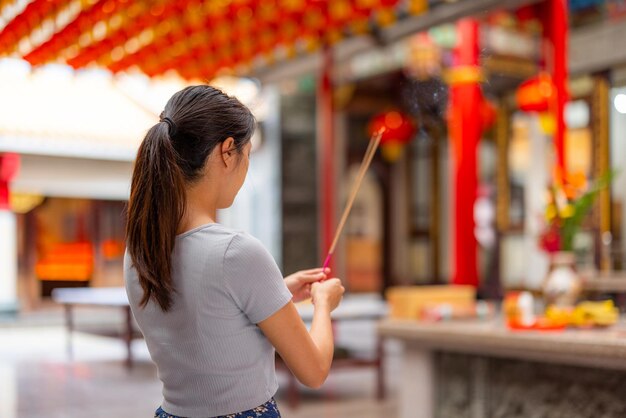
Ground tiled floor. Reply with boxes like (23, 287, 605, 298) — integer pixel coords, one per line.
(2, 310, 400, 418)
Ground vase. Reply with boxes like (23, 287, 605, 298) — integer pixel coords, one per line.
(542, 252, 582, 307)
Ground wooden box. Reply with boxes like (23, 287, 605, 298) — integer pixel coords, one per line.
(385, 285, 476, 319)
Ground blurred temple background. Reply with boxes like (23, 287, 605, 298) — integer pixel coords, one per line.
(2, 0, 626, 417)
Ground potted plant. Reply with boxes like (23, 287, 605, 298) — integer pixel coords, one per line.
(539, 170, 614, 306)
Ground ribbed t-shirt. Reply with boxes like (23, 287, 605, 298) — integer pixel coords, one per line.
(124, 223, 293, 417)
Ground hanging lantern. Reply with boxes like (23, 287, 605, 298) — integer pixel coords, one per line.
(408, 0, 428, 15)
(376, 7, 397, 27)
(350, 17, 370, 35)
(329, 0, 351, 25)
(516, 72, 555, 112)
(0, 153, 20, 211)
(516, 72, 557, 134)
(368, 110, 416, 162)
(0, 153, 20, 183)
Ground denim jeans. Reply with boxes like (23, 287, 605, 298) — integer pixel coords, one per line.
(154, 397, 281, 418)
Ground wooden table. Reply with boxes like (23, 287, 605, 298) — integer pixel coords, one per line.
(51, 287, 141, 369)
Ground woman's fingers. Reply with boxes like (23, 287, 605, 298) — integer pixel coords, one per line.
(294, 268, 331, 285)
(301, 267, 331, 275)
(299, 273, 326, 283)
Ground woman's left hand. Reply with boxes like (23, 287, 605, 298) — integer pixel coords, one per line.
(284, 268, 330, 303)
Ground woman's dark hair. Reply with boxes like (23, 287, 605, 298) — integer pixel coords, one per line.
(126, 85, 255, 311)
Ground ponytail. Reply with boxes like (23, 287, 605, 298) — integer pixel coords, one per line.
(126, 85, 255, 312)
(126, 122, 185, 311)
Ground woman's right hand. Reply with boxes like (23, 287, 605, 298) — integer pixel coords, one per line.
(259, 278, 346, 388)
(310, 278, 345, 312)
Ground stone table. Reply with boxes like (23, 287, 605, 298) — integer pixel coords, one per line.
(378, 318, 626, 418)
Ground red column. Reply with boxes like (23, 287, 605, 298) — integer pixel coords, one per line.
(540, 0, 569, 178)
(318, 46, 336, 271)
(448, 19, 482, 287)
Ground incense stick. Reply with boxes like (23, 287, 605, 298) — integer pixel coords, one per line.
(322, 129, 384, 270)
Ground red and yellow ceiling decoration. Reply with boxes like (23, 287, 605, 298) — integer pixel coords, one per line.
(0, 0, 428, 80)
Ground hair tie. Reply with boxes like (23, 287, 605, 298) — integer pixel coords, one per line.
(160, 116, 178, 137)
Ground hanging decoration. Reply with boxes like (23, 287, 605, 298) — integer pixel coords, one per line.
(516, 72, 557, 135)
(367, 110, 416, 162)
(0, 152, 20, 211)
(23, 0, 135, 66)
(516, 72, 555, 112)
(0, 0, 422, 81)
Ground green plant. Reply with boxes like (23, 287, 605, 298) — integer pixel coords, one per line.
(541, 170, 616, 253)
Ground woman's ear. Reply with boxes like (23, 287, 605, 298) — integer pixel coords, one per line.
(220, 137, 235, 167)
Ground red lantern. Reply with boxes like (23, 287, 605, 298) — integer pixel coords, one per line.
(0, 153, 20, 211)
(516, 72, 555, 112)
(0, 153, 20, 183)
(368, 110, 416, 162)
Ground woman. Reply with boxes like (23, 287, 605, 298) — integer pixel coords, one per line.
(124, 85, 344, 418)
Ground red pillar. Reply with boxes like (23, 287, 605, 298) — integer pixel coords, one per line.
(448, 19, 482, 287)
(542, 0, 569, 178)
(318, 46, 336, 271)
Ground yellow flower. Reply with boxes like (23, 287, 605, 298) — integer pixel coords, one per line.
(546, 205, 557, 220)
(560, 204, 574, 218)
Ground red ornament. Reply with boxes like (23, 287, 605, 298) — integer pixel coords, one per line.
(0, 153, 20, 211)
(368, 110, 416, 161)
(516, 72, 556, 112)
(368, 110, 416, 144)
(0, 153, 20, 182)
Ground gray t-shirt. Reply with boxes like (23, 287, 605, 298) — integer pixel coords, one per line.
(124, 223, 293, 417)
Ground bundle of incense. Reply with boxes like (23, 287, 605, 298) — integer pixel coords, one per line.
(321, 128, 384, 271)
